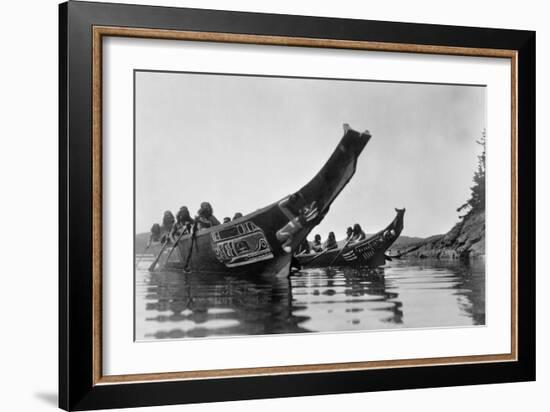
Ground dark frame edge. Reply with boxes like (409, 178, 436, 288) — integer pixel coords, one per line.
(60, 1, 536, 410)
(59, 1, 69, 410)
(62, 1, 98, 410)
(517, 30, 536, 382)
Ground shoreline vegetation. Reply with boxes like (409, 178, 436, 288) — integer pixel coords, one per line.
(392, 131, 486, 260)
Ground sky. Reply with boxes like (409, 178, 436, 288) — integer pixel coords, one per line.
(135, 71, 485, 239)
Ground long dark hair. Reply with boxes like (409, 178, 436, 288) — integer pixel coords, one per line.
(198, 202, 213, 218)
(162, 211, 175, 227)
(150, 223, 161, 236)
(177, 206, 191, 222)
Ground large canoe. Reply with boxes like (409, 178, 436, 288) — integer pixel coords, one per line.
(155, 125, 372, 276)
(295, 208, 405, 268)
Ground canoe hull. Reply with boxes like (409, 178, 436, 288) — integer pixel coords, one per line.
(164, 215, 293, 276)
(296, 209, 405, 269)
(157, 125, 372, 276)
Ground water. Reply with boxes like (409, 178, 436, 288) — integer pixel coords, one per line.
(135, 258, 485, 340)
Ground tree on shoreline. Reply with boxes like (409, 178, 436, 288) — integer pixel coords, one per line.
(457, 130, 486, 218)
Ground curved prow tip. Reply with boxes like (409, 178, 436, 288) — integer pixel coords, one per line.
(394, 207, 406, 226)
(342, 124, 372, 145)
(362, 132, 372, 146)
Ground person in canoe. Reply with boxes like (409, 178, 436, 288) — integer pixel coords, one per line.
(323, 231, 338, 250)
(346, 226, 353, 241)
(171, 206, 195, 239)
(350, 223, 366, 244)
(160, 210, 175, 243)
(147, 223, 162, 247)
(312, 234, 323, 252)
(196, 202, 221, 230)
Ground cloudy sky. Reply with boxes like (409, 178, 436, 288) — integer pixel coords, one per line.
(135, 71, 485, 239)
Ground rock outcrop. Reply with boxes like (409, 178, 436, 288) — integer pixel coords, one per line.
(405, 211, 485, 259)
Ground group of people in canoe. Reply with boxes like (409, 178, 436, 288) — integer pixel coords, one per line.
(148, 199, 371, 258)
(147, 202, 243, 247)
(296, 223, 367, 255)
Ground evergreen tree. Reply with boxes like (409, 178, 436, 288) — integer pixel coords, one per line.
(457, 131, 486, 217)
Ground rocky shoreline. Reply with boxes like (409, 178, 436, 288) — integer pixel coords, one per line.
(400, 211, 485, 260)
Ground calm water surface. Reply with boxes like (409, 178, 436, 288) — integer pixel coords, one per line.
(135, 258, 485, 340)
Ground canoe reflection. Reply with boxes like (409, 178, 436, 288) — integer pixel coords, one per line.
(135, 258, 484, 340)
(139, 267, 403, 339)
(291, 267, 403, 332)
(141, 271, 309, 339)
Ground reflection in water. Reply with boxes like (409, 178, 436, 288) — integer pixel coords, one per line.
(135, 258, 485, 340)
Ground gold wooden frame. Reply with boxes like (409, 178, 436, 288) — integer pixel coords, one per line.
(92, 26, 518, 386)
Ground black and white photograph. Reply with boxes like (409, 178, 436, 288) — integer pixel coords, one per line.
(0, 0, 542, 410)
(134, 71, 486, 340)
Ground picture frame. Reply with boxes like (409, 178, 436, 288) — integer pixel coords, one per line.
(59, 1, 535, 410)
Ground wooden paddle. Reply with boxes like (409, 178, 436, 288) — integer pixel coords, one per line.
(148, 226, 174, 272)
(386, 244, 422, 259)
(329, 238, 354, 266)
(164, 223, 192, 263)
(183, 222, 199, 272)
(300, 247, 330, 266)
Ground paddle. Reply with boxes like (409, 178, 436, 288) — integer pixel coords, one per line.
(328, 237, 354, 266)
(183, 222, 199, 272)
(300, 247, 330, 266)
(164, 222, 192, 263)
(387, 244, 422, 259)
(148, 226, 174, 272)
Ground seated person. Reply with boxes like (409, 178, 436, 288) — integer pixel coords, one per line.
(196, 202, 221, 230)
(161, 210, 175, 231)
(160, 210, 175, 243)
(148, 223, 161, 247)
(233, 212, 243, 220)
(323, 232, 338, 250)
(312, 234, 323, 252)
(223, 217, 231, 224)
(351, 223, 366, 244)
(171, 206, 194, 239)
(346, 226, 353, 241)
